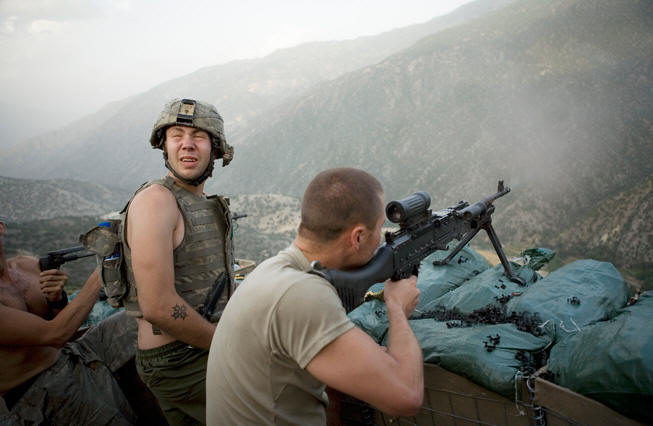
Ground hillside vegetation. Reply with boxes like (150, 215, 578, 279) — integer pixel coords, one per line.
(2, 189, 301, 289)
(0, 176, 130, 221)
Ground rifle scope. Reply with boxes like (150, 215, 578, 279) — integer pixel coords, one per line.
(385, 191, 431, 224)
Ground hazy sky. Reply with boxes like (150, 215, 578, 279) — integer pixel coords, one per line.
(0, 0, 473, 145)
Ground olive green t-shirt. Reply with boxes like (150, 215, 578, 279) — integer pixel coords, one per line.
(206, 244, 354, 425)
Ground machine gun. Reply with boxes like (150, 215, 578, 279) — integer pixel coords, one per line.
(310, 181, 524, 311)
(38, 246, 94, 271)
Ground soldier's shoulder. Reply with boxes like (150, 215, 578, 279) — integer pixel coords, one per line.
(7, 255, 39, 271)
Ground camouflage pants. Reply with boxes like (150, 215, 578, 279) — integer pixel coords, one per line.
(0, 311, 138, 426)
(136, 341, 209, 426)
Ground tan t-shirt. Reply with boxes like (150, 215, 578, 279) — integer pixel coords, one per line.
(206, 244, 354, 425)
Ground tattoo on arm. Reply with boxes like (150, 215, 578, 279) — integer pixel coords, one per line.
(171, 304, 188, 320)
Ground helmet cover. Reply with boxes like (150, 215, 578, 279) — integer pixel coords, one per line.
(150, 98, 234, 166)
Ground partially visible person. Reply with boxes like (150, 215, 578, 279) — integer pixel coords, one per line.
(206, 167, 423, 425)
(124, 98, 235, 425)
(0, 219, 138, 425)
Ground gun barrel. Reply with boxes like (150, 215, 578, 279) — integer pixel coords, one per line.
(66, 253, 95, 262)
(39, 246, 93, 271)
(459, 183, 511, 220)
(47, 246, 87, 256)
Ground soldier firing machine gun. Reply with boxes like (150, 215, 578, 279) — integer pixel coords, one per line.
(310, 180, 525, 311)
(38, 246, 94, 271)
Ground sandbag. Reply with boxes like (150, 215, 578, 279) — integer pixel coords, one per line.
(518, 247, 555, 271)
(390, 320, 552, 397)
(418, 247, 553, 315)
(348, 245, 489, 343)
(420, 263, 539, 314)
(506, 259, 630, 341)
(347, 288, 389, 343)
(416, 245, 490, 308)
(547, 291, 653, 424)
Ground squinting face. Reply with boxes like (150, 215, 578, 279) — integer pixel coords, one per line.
(164, 126, 212, 181)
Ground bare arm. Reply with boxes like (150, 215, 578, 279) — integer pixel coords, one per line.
(0, 269, 100, 348)
(306, 276, 423, 417)
(127, 185, 216, 349)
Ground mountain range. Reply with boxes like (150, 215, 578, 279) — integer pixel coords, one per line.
(1, 0, 651, 286)
(0, 0, 515, 189)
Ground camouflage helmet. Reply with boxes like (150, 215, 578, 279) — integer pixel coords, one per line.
(149, 98, 234, 166)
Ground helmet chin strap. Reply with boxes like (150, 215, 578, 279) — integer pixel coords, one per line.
(163, 150, 215, 187)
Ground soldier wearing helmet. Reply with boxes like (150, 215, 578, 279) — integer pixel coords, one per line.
(123, 99, 235, 425)
(150, 98, 234, 186)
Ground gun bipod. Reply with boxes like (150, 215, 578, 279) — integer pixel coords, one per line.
(433, 221, 525, 286)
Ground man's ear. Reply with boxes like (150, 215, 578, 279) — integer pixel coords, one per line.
(348, 225, 365, 251)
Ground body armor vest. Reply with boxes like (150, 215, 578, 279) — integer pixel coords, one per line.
(122, 177, 234, 320)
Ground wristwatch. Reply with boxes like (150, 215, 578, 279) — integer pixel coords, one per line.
(47, 290, 69, 310)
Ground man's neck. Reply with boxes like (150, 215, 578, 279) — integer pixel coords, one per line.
(294, 236, 348, 270)
(167, 173, 205, 195)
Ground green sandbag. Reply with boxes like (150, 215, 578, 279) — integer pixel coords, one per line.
(519, 248, 555, 271)
(506, 259, 630, 341)
(387, 320, 551, 397)
(419, 263, 539, 314)
(348, 245, 489, 343)
(347, 283, 389, 343)
(548, 292, 653, 424)
(418, 247, 553, 315)
(417, 245, 490, 309)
